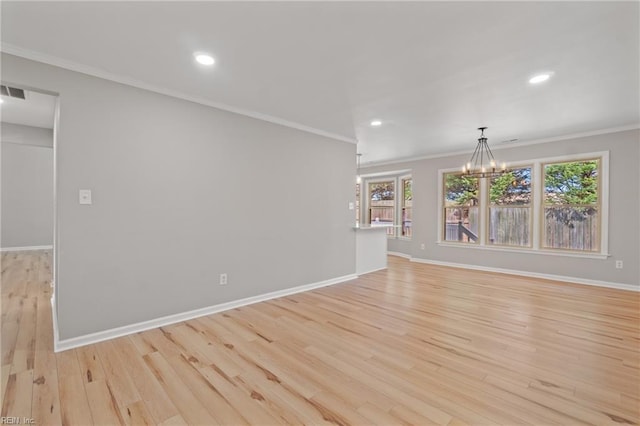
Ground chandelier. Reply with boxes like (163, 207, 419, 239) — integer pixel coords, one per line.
(462, 127, 507, 178)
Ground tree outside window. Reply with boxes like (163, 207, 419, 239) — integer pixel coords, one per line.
(443, 174, 478, 243)
(402, 178, 412, 238)
(488, 167, 532, 247)
(543, 159, 599, 251)
(369, 181, 395, 236)
(440, 154, 605, 255)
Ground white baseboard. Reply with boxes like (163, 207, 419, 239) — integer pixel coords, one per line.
(51, 294, 60, 348)
(54, 272, 358, 352)
(358, 266, 388, 275)
(1, 245, 53, 252)
(411, 257, 639, 292)
(388, 251, 411, 259)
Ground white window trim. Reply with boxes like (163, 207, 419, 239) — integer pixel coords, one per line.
(364, 176, 398, 238)
(436, 241, 609, 259)
(437, 150, 610, 258)
(399, 174, 413, 240)
(485, 163, 534, 248)
(361, 171, 413, 240)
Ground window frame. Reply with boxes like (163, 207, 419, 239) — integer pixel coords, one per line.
(442, 172, 480, 244)
(355, 181, 361, 226)
(359, 171, 413, 240)
(399, 174, 413, 240)
(485, 165, 534, 249)
(366, 177, 397, 237)
(437, 151, 609, 259)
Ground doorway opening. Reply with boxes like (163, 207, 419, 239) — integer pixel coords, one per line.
(1, 83, 59, 342)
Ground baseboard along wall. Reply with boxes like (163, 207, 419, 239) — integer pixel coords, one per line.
(386, 252, 639, 292)
(54, 272, 358, 352)
(1, 245, 53, 252)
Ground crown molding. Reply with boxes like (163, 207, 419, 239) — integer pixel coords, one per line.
(362, 124, 640, 168)
(1, 43, 357, 145)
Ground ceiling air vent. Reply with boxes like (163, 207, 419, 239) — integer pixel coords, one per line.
(0, 85, 26, 100)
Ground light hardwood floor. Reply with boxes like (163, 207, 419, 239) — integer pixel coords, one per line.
(1, 250, 639, 425)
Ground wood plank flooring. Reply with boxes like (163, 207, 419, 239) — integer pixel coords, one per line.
(1, 250, 639, 425)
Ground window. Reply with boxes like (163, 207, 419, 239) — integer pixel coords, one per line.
(355, 182, 361, 225)
(368, 180, 395, 236)
(488, 167, 532, 247)
(443, 173, 479, 243)
(438, 151, 608, 257)
(360, 174, 412, 238)
(543, 159, 599, 252)
(401, 177, 413, 238)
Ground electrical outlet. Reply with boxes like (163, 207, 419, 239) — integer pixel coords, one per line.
(615, 261, 623, 269)
(79, 189, 92, 205)
(219, 273, 228, 285)
(420, 243, 425, 250)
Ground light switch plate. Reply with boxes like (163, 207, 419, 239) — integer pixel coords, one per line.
(348, 202, 354, 210)
(79, 189, 92, 205)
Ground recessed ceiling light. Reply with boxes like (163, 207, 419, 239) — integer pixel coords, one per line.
(529, 73, 552, 84)
(370, 120, 382, 127)
(194, 53, 215, 66)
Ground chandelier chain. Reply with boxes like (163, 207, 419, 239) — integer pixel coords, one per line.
(462, 127, 506, 178)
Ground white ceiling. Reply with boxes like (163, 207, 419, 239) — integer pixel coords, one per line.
(1, 89, 56, 129)
(1, 2, 638, 164)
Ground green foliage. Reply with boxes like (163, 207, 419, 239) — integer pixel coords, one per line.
(544, 160, 599, 225)
(445, 174, 478, 206)
(445, 161, 598, 227)
(544, 160, 598, 205)
(403, 179, 412, 201)
(490, 168, 531, 205)
(490, 173, 512, 204)
(369, 181, 395, 201)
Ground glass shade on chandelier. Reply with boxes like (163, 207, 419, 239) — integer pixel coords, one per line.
(462, 127, 507, 178)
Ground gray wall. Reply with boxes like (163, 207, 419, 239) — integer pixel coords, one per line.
(2, 122, 53, 147)
(1, 140, 54, 248)
(1, 53, 356, 340)
(363, 129, 640, 287)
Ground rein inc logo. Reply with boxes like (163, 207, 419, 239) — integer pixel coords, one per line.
(0, 418, 35, 425)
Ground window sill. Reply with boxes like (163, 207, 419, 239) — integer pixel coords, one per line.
(436, 241, 610, 260)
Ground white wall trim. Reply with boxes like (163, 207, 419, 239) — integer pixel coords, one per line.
(54, 272, 358, 352)
(359, 169, 413, 179)
(388, 251, 411, 259)
(357, 266, 388, 275)
(411, 257, 639, 292)
(435, 242, 610, 260)
(1, 43, 357, 145)
(0, 245, 53, 252)
(51, 294, 60, 350)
